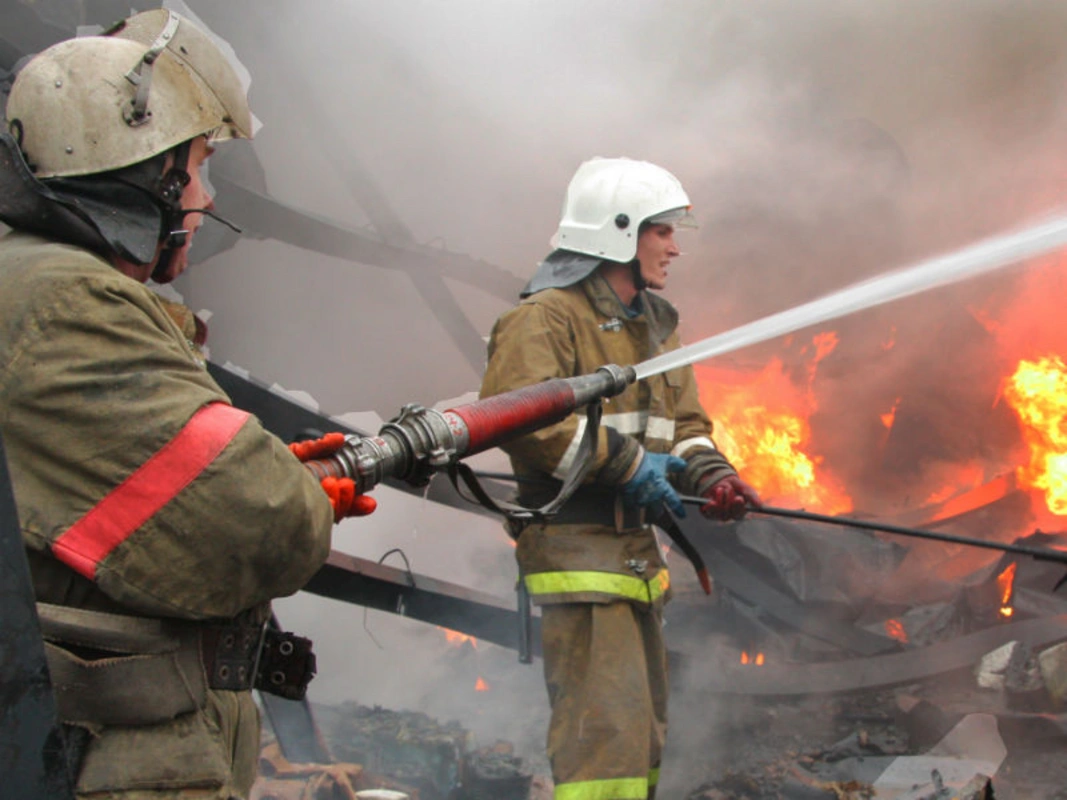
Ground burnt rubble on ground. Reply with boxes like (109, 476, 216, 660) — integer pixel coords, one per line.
(662, 511, 1067, 799)
(255, 510, 1067, 799)
(265, 701, 535, 800)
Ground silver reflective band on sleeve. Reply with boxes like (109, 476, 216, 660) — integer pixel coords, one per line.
(601, 411, 675, 442)
(671, 436, 716, 459)
(602, 410, 646, 434)
(645, 416, 676, 442)
(552, 415, 588, 479)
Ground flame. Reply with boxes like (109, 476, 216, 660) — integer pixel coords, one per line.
(694, 343, 852, 514)
(996, 562, 1017, 618)
(811, 331, 840, 364)
(1002, 355, 1067, 514)
(928, 471, 1014, 522)
(442, 628, 478, 648)
(475, 677, 489, 692)
(880, 397, 902, 431)
(884, 618, 908, 643)
(739, 651, 766, 666)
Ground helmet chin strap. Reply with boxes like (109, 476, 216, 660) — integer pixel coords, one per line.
(150, 139, 192, 283)
(150, 140, 241, 283)
(630, 258, 647, 293)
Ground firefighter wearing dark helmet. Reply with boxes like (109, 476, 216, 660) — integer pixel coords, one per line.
(0, 10, 374, 797)
(481, 157, 762, 799)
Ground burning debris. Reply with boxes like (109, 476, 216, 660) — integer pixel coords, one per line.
(254, 699, 538, 800)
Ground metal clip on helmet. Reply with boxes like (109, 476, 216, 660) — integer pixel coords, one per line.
(554, 157, 696, 264)
(5, 8, 253, 179)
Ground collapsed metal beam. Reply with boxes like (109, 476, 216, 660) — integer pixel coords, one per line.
(681, 613, 1067, 696)
(686, 521, 904, 657)
(303, 550, 540, 657)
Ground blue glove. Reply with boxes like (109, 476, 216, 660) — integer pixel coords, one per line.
(620, 451, 688, 518)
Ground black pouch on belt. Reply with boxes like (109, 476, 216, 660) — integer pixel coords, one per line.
(254, 627, 316, 701)
(202, 617, 317, 700)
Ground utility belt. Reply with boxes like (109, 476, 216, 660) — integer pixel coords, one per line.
(513, 486, 647, 533)
(37, 603, 316, 728)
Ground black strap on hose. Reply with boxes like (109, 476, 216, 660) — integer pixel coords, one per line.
(446, 401, 603, 523)
(654, 512, 713, 596)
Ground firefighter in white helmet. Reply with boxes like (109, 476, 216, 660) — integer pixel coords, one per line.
(481, 157, 762, 799)
(0, 10, 374, 797)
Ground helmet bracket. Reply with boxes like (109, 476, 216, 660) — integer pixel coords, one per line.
(122, 10, 180, 128)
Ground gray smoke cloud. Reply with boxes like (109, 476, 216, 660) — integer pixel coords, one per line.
(7, 0, 1067, 792)
(172, 1, 1067, 793)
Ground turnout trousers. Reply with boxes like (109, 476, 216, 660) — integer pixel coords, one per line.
(541, 600, 669, 800)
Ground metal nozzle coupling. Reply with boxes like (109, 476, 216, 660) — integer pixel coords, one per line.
(596, 364, 637, 397)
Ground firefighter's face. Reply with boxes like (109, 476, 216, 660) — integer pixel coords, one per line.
(636, 223, 680, 291)
(156, 136, 215, 283)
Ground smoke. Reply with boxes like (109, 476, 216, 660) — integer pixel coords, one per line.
(164, 0, 1067, 791)
(8, 0, 1067, 791)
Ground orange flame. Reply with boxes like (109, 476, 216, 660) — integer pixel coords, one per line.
(442, 629, 478, 648)
(739, 651, 766, 666)
(475, 677, 489, 692)
(997, 562, 1017, 618)
(694, 346, 852, 514)
(884, 618, 908, 643)
(880, 397, 902, 431)
(1002, 355, 1067, 515)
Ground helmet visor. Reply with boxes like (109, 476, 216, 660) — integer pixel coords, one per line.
(646, 206, 698, 229)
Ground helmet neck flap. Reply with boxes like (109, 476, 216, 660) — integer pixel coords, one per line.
(0, 132, 238, 277)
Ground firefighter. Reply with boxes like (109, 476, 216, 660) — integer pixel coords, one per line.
(480, 157, 762, 800)
(0, 10, 373, 798)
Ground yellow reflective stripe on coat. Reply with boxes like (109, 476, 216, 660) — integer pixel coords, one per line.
(555, 776, 648, 800)
(525, 569, 670, 603)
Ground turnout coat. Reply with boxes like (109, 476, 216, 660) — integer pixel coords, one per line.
(480, 270, 736, 607)
(0, 232, 333, 797)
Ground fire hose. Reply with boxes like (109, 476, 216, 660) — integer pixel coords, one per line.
(298, 363, 634, 494)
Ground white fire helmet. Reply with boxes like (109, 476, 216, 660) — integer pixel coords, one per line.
(554, 157, 696, 264)
(5, 8, 253, 180)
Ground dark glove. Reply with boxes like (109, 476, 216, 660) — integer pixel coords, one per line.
(289, 433, 377, 522)
(620, 451, 688, 518)
(700, 474, 761, 521)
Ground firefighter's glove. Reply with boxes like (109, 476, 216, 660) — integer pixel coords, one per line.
(289, 434, 376, 522)
(620, 452, 688, 518)
(320, 476, 377, 522)
(700, 474, 762, 521)
(288, 432, 347, 462)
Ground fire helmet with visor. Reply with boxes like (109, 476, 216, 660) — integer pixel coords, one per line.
(521, 156, 696, 297)
(555, 156, 696, 264)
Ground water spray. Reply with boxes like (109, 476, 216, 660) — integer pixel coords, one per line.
(636, 212, 1067, 380)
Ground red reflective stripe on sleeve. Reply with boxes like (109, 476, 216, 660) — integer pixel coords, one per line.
(52, 402, 251, 580)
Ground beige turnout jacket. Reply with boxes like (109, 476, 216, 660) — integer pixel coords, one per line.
(0, 232, 334, 796)
(481, 271, 736, 607)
